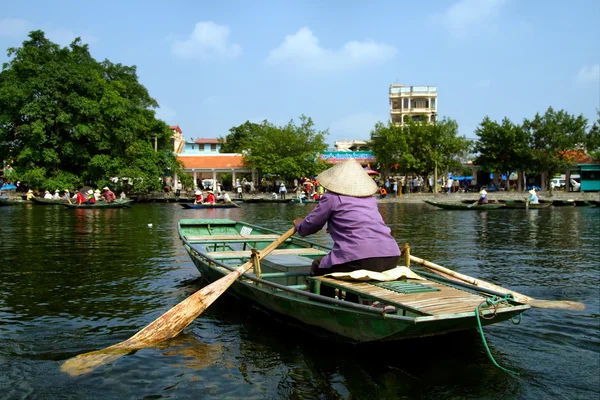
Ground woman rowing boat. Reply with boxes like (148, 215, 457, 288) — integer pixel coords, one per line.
(293, 158, 401, 276)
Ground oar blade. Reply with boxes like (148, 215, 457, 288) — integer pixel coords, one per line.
(60, 345, 132, 376)
(528, 299, 586, 311)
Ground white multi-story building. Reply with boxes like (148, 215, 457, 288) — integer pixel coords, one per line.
(389, 85, 438, 126)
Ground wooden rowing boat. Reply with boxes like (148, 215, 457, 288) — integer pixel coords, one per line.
(0, 198, 29, 206)
(63, 199, 133, 209)
(31, 197, 69, 206)
(180, 202, 240, 209)
(243, 198, 293, 204)
(178, 218, 529, 342)
(424, 200, 505, 210)
(503, 202, 552, 209)
(291, 199, 320, 204)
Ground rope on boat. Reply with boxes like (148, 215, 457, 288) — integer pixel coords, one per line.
(475, 294, 521, 376)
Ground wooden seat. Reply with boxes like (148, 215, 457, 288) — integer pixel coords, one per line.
(187, 234, 282, 243)
(207, 248, 328, 260)
(309, 276, 513, 316)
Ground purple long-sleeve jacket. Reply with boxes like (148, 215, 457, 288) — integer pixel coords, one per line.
(295, 193, 400, 270)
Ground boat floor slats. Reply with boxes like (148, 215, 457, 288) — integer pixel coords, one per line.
(207, 248, 328, 259)
(188, 234, 282, 241)
(312, 276, 516, 316)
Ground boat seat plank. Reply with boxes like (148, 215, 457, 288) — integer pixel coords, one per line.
(311, 276, 517, 316)
(207, 248, 328, 259)
(188, 234, 282, 241)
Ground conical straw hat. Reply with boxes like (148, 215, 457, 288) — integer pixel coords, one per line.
(316, 158, 378, 197)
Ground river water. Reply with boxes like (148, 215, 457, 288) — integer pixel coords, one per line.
(0, 202, 598, 399)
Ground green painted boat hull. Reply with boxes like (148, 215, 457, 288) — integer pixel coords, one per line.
(63, 200, 133, 209)
(31, 197, 69, 206)
(424, 200, 505, 210)
(179, 218, 528, 343)
(503, 202, 552, 209)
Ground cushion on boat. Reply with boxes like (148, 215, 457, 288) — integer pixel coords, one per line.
(324, 266, 425, 282)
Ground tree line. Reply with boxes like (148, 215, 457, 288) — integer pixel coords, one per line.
(2, 31, 598, 193)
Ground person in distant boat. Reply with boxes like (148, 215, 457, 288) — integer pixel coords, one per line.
(527, 189, 539, 204)
(206, 190, 216, 204)
(86, 189, 96, 204)
(279, 182, 287, 200)
(62, 189, 70, 201)
(222, 192, 232, 203)
(75, 190, 87, 204)
(93, 189, 101, 202)
(293, 158, 401, 276)
(44, 190, 53, 199)
(53, 190, 60, 199)
(478, 189, 489, 205)
(194, 190, 204, 204)
(26, 189, 35, 200)
(102, 187, 116, 203)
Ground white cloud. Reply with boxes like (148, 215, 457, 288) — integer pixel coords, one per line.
(265, 27, 396, 72)
(432, 0, 508, 37)
(0, 18, 31, 37)
(329, 112, 384, 142)
(575, 64, 600, 85)
(171, 21, 242, 60)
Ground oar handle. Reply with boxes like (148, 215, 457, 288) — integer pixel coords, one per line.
(409, 255, 532, 303)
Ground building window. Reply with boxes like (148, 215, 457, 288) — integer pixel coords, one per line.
(198, 145, 204, 152)
(431, 99, 436, 109)
(191, 145, 195, 150)
(403, 98, 409, 108)
(210, 144, 217, 151)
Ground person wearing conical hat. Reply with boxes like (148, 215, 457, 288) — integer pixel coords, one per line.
(206, 190, 216, 204)
(478, 189, 489, 205)
(53, 189, 60, 200)
(526, 188, 539, 204)
(101, 186, 116, 203)
(194, 190, 203, 204)
(26, 189, 35, 200)
(44, 190, 53, 199)
(293, 158, 401, 277)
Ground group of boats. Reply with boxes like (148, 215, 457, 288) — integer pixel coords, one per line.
(0, 197, 133, 208)
(425, 199, 600, 210)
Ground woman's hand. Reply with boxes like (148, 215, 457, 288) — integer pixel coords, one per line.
(293, 217, 304, 226)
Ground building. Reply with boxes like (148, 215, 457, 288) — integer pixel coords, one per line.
(389, 85, 437, 126)
(333, 139, 369, 152)
(168, 126, 256, 188)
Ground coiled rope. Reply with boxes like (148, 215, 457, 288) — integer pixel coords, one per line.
(475, 294, 521, 375)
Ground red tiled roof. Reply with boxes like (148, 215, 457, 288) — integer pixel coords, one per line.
(178, 155, 245, 169)
(561, 150, 599, 164)
(194, 138, 220, 144)
(169, 125, 182, 134)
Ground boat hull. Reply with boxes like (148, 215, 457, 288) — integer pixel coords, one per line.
(179, 219, 528, 343)
(63, 200, 132, 209)
(243, 199, 292, 204)
(180, 203, 239, 209)
(424, 200, 505, 210)
(503, 202, 552, 209)
(31, 197, 69, 206)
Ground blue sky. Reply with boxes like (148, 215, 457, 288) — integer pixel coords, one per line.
(1, 0, 599, 146)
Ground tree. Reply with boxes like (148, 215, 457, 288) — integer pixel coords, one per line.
(229, 115, 329, 180)
(369, 121, 408, 175)
(523, 107, 588, 189)
(587, 110, 600, 160)
(0, 31, 181, 192)
(218, 120, 264, 153)
(370, 117, 468, 188)
(474, 116, 532, 188)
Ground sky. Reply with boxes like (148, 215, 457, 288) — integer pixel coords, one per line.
(1, 0, 599, 147)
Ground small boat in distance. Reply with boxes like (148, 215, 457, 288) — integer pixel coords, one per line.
(291, 199, 320, 204)
(180, 202, 240, 209)
(243, 198, 293, 204)
(63, 200, 133, 209)
(424, 200, 505, 210)
(31, 197, 69, 206)
(178, 218, 529, 342)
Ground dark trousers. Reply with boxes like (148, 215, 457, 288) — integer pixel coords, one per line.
(311, 256, 401, 276)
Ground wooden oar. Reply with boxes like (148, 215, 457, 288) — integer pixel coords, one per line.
(410, 255, 585, 311)
(61, 226, 297, 376)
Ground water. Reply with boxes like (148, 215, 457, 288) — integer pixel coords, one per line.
(0, 202, 598, 399)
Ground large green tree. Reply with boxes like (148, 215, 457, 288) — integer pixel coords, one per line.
(587, 110, 600, 160)
(0, 30, 180, 192)
(224, 116, 329, 179)
(370, 117, 468, 185)
(523, 107, 589, 189)
(474, 116, 532, 188)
